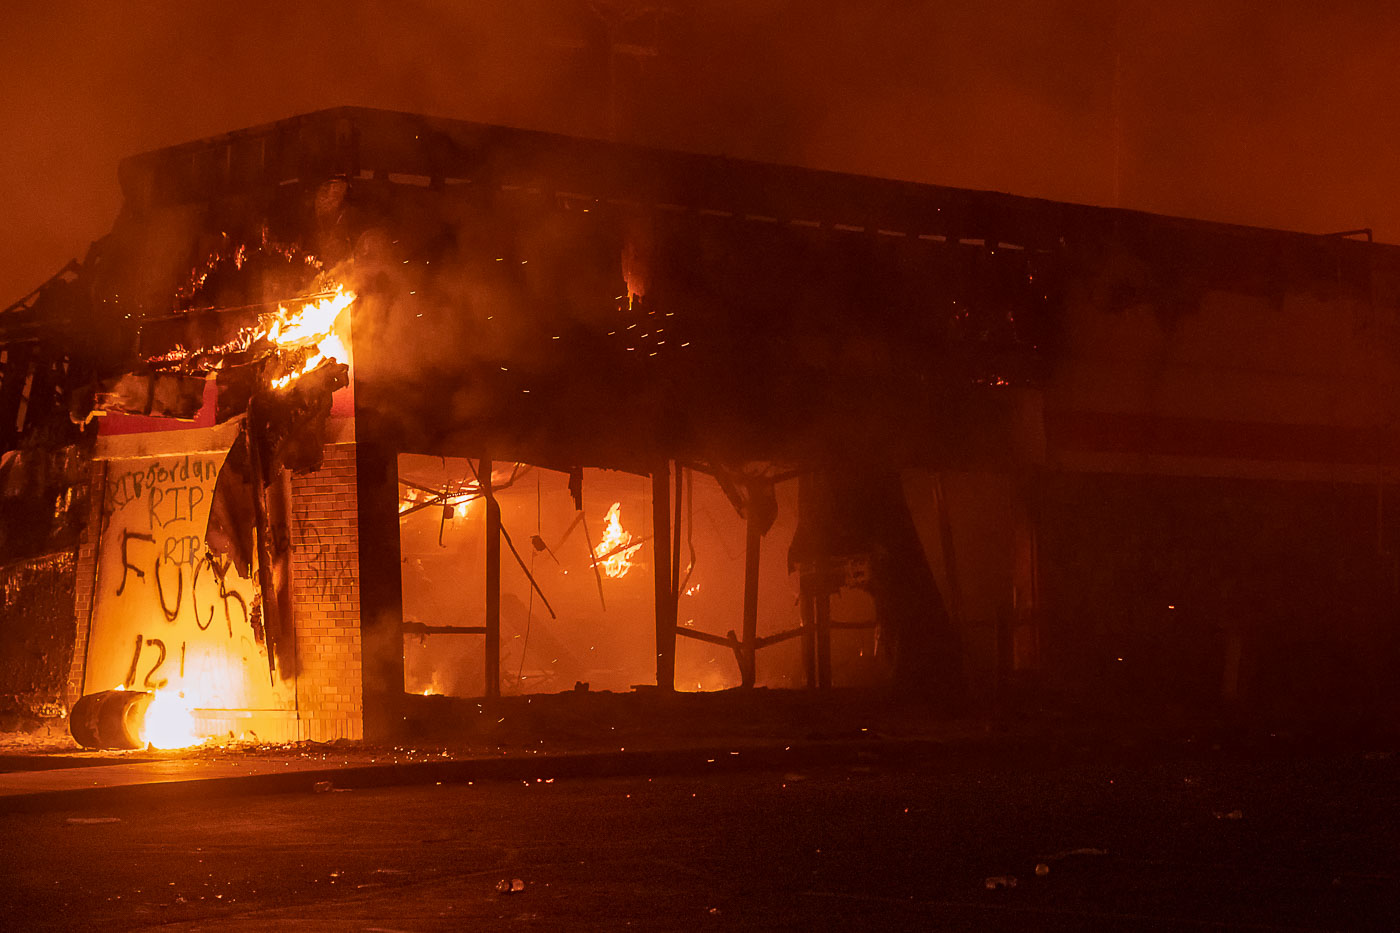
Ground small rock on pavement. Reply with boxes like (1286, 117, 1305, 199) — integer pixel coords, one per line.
(984, 876, 1018, 890)
(1212, 809, 1244, 820)
(1034, 863, 1050, 877)
(496, 878, 525, 894)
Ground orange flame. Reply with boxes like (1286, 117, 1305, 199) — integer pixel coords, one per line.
(594, 502, 642, 578)
(267, 286, 356, 390)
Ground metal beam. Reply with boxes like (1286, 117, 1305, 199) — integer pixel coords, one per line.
(652, 463, 675, 691)
(481, 457, 501, 698)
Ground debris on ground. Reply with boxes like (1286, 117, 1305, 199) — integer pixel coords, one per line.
(495, 878, 525, 894)
(1044, 847, 1109, 860)
(984, 875, 1018, 890)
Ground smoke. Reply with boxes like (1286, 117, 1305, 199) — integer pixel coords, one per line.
(2, 0, 1398, 305)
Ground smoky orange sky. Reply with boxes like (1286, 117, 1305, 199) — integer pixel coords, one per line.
(2, 0, 1397, 305)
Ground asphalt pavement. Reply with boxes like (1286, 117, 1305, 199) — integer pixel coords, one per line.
(4, 691, 1400, 930)
(4, 741, 1400, 931)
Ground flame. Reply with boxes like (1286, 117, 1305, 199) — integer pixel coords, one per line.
(268, 286, 356, 390)
(140, 691, 199, 749)
(593, 502, 642, 579)
(622, 230, 649, 310)
(149, 284, 356, 379)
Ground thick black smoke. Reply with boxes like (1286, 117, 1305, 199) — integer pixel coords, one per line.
(2, 0, 1397, 305)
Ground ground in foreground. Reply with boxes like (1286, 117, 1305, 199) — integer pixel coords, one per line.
(2, 744, 1398, 931)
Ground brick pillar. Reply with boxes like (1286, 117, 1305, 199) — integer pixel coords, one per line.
(289, 443, 364, 741)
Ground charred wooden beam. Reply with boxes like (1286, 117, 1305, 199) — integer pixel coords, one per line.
(754, 626, 804, 650)
(243, 404, 278, 677)
(0, 344, 34, 453)
(672, 465, 683, 610)
(931, 474, 965, 631)
(652, 463, 674, 691)
(353, 434, 406, 742)
(402, 622, 488, 636)
(815, 590, 832, 690)
(740, 498, 761, 688)
(674, 626, 731, 648)
(497, 516, 556, 619)
(481, 457, 501, 699)
(579, 504, 608, 611)
(799, 588, 817, 690)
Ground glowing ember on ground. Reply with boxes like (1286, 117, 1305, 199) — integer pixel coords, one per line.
(594, 502, 643, 578)
(140, 691, 199, 749)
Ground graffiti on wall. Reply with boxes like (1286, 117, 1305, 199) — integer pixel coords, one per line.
(84, 450, 295, 711)
(294, 515, 355, 601)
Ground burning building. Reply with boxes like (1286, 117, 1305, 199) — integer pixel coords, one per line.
(2, 107, 1398, 745)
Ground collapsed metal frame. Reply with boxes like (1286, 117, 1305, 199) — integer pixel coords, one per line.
(408, 455, 883, 698)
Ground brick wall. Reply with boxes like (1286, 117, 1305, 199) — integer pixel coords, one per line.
(290, 443, 364, 741)
(70, 443, 369, 741)
(66, 460, 106, 707)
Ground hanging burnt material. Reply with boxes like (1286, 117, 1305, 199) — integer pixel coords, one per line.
(204, 357, 349, 678)
(252, 359, 348, 475)
(205, 431, 256, 580)
(89, 370, 208, 420)
(1, 258, 122, 453)
(790, 467, 965, 702)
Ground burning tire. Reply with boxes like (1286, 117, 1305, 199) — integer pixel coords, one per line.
(70, 689, 154, 750)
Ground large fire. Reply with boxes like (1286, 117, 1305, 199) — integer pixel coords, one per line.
(267, 286, 356, 389)
(594, 502, 643, 578)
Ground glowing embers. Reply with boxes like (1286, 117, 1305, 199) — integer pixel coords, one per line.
(267, 286, 356, 390)
(593, 502, 643, 579)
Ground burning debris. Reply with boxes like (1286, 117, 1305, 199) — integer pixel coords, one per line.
(593, 502, 642, 579)
(69, 686, 197, 750)
(264, 287, 356, 390)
